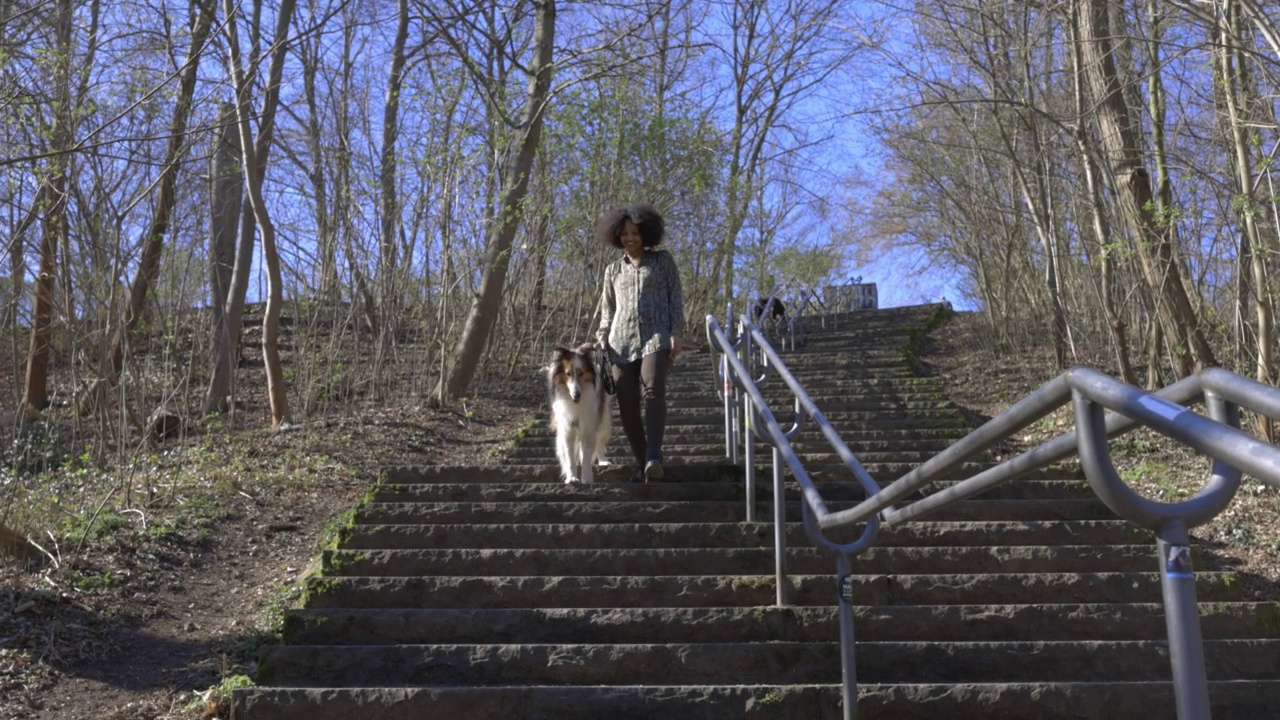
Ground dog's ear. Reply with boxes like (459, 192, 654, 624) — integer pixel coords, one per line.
(576, 341, 597, 359)
(553, 346, 574, 362)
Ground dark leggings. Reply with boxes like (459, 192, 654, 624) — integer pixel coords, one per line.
(612, 350, 672, 466)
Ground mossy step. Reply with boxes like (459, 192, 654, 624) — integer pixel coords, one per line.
(365, 479, 1093, 504)
(320, 545, 1158, 578)
(351, 497, 1117, 525)
(338, 519, 1151, 550)
(256, 639, 1280, 687)
(299, 572, 1247, 610)
(232, 681, 1280, 720)
(281, 602, 1280, 646)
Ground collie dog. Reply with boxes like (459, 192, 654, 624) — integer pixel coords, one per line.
(547, 343, 611, 484)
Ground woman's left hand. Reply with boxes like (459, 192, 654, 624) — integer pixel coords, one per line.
(670, 335, 683, 361)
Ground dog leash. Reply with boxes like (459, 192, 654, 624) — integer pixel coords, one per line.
(599, 346, 616, 396)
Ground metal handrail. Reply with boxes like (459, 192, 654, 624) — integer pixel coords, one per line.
(706, 313, 878, 716)
(705, 310, 1280, 720)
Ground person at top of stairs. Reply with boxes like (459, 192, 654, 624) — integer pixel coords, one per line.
(594, 202, 684, 484)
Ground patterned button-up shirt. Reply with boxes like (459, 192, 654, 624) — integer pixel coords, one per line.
(596, 249, 684, 363)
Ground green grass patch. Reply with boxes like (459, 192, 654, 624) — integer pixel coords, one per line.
(58, 510, 130, 546)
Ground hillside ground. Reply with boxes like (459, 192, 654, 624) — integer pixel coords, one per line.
(0, 308, 1276, 719)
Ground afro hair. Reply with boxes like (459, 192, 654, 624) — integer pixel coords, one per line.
(594, 202, 666, 249)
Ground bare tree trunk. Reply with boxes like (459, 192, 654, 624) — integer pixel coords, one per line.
(528, 159, 552, 313)
(335, 12, 378, 337)
(1077, 0, 1215, 376)
(1146, 313, 1164, 390)
(298, 28, 337, 302)
(206, 0, 297, 415)
(209, 102, 242, 339)
(4, 189, 40, 330)
(221, 0, 295, 427)
(378, 0, 411, 320)
(21, 0, 74, 412)
(107, 0, 214, 379)
(1219, 0, 1273, 440)
(373, 0, 412, 393)
(437, 0, 555, 401)
(1068, 3, 1135, 384)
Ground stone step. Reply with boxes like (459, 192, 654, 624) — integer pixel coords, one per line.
(499, 454, 977, 472)
(257, 639, 1280, 687)
(694, 363, 919, 376)
(660, 408, 969, 426)
(502, 452, 998, 471)
(321, 545, 1157, 578)
(239, 304, 1280, 718)
(514, 425, 971, 441)
(506, 442, 959, 460)
(339, 519, 1152, 550)
(233, 679, 1280, 720)
(664, 387, 951, 402)
(299, 572, 1245, 610)
(365, 480, 1093, 504)
(382, 462, 1042, 485)
(676, 377, 947, 391)
(657, 398, 964, 413)
(352, 498, 1117, 525)
(281, 602, 1280, 646)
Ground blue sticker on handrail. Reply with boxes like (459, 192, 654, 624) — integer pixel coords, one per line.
(1165, 544, 1194, 579)
(839, 575, 853, 604)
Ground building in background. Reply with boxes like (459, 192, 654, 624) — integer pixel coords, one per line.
(825, 279, 878, 311)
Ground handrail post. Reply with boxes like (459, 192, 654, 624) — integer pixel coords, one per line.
(773, 445, 789, 606)
(722, 353, 734, 462)
(1158, 519, 1210, 720)
(837, 551, 857, 720)
(744, 394, 757, 523)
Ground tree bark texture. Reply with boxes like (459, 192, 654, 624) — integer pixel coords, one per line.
(209, 102, 243, 339)
(378, 0, 411, 317)
(1077, 0, 1215, 376)
(1068, 3, 1135, 384)
(1218, 0, 1273, 439)
(21, 0, 74, 412)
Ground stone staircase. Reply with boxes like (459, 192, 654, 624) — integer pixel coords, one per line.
(234, 303, 1280, 718)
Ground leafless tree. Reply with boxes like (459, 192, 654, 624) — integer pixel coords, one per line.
(431, 0, 557, 401)
(1077, 0, 1215, 375)
(106, 0, 215, 380)
(218, 0, 298, 427)
(20, 0, 75, 412)
(205, 0, 299, 416)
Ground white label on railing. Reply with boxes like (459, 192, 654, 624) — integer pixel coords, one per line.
(1136, 394, 1185, 423)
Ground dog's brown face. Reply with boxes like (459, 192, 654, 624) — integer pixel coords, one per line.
(550, 345, 597, 402)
